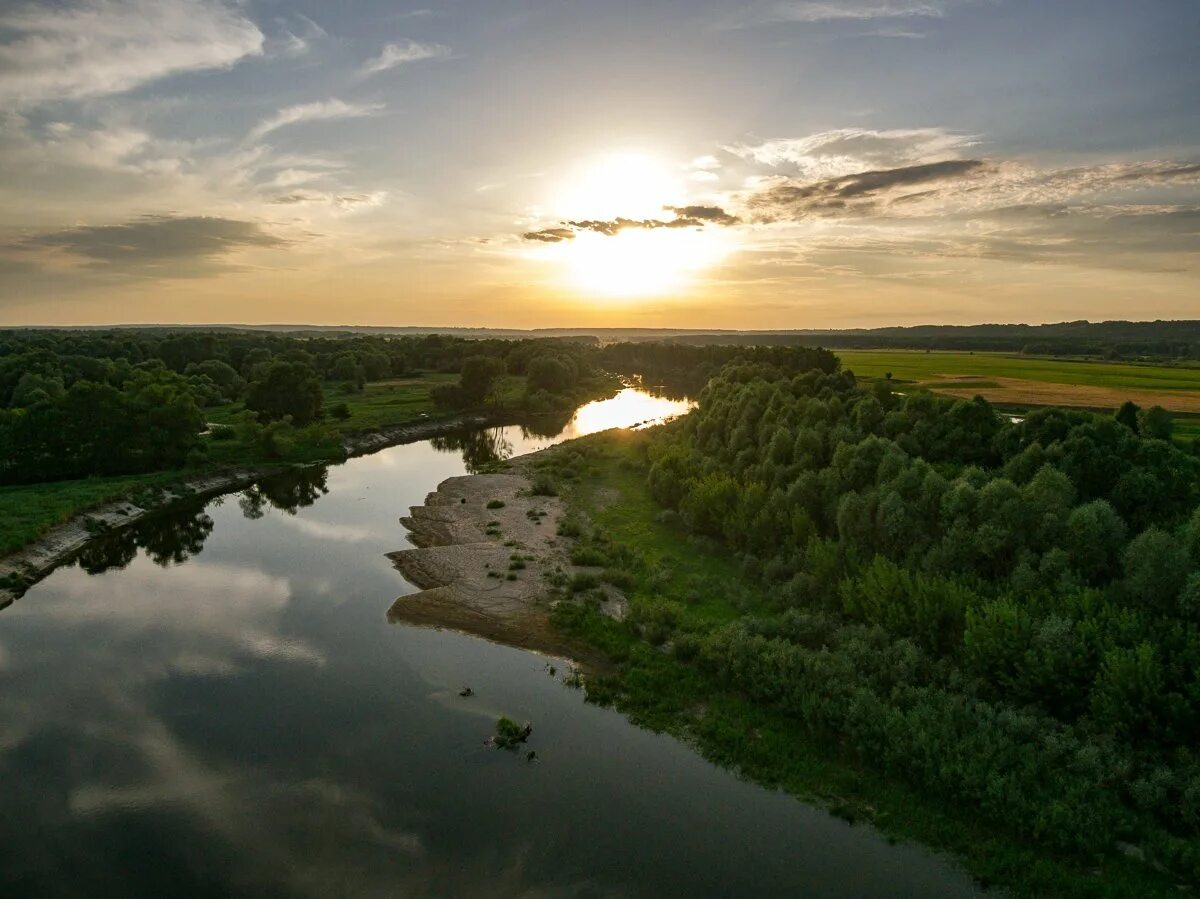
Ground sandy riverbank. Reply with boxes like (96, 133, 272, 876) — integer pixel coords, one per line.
(387, 455, 621, 669)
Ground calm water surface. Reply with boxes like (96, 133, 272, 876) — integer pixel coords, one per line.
(0, 390, 980, 897)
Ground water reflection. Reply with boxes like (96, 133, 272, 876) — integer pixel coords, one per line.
(236, 465, 330, 519)
(72, 467, 332, 577)
(75, 501, 214, 574)
(431, 388, 694, 472)
(431, 427, 515, 474)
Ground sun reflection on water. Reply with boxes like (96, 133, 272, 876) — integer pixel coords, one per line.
(560, 387, 693, 438)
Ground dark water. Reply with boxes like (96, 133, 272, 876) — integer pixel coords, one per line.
(0, 391, 980, 897)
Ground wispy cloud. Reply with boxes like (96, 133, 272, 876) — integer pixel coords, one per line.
(360, 40, 451, 77)
(247, 100, 384, 143)
(749, 1, 960, 24)
(0, 0, 263, 106)
(268, 190, 386, 212)
(267, 13, 327, 59)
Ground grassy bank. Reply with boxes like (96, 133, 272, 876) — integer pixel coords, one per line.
(535, 430, 1178, 898)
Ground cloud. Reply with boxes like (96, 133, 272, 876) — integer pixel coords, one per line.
(0, 0, 263, 106)
(666, 205, 742, 225)
(748, 158, 988, 219)
(726, 128, 977, 179)
(360, 40, 450, 76)
(745, 1, 961, 24)
(268, 190, 386, 211)
(18, 215, 288, 273)
(267, 13, 327, 59)
(523, 206, 740, 242)
(523, 227, 576, 243)
(247, 100, 384, 143)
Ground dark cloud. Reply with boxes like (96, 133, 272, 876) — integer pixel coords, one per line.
(665, 205, 741, 226)
(17, 215, 288, 275)
(523, 206, 740, 242)
(522, 227, 575, 243)
(748, 159, 987, 219)
(1113, 161, 1200, 183)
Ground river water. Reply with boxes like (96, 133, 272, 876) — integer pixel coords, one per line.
(0, 389, 980, 897)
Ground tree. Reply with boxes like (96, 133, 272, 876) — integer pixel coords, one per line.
(1063, 500, 1126, 583)
(330, 353, 365, 389)
(1138, 405, 1173, 441)
(184, 359, 244, 401)
(1115, 400, 1141, 433)
(1122, 526, 1188, 610)
(527, 354, 575, 393)
(9, 371, 65, 408)
(459, 355, 506, 404)
(246, 361, 323, 425)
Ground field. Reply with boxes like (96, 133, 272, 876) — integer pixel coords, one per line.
(836, 350, 1200, 425)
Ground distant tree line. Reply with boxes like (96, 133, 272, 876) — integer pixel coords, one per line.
(658, 320, 1200, 360)
(642, 359, 1200, 876)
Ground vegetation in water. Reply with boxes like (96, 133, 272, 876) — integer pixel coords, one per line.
(491, 716, 533, 749)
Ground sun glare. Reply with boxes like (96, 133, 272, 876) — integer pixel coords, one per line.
(533, 152, 734, 298)
(560, 227, 730, 297)
(553, 152, 683, 220)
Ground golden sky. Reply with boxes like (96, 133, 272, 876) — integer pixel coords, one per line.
(1, 0, 1197, 327)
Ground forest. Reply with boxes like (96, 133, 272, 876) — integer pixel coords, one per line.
(617, 358, 1200, 882)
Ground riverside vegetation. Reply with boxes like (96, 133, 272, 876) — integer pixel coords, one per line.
(528, 350, 1200, 897)
(0, 330, 622, 554)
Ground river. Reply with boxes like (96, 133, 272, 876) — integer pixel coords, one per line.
(0, 389, 980, 897)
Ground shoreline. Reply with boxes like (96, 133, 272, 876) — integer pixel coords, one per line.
(0, 410, 502, 609)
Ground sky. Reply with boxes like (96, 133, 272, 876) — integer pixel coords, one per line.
(0, 0, 1197, 328)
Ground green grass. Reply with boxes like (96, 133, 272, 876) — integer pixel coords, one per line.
(205, 373, 463, 435)
(0, 469, 189, 556)
(546, 430, 1177, 898)
(1172, 416, 1200, 442)
(837, 349, 1200, 393)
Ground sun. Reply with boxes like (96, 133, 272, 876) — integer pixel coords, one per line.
(529, 152, 734, 299)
